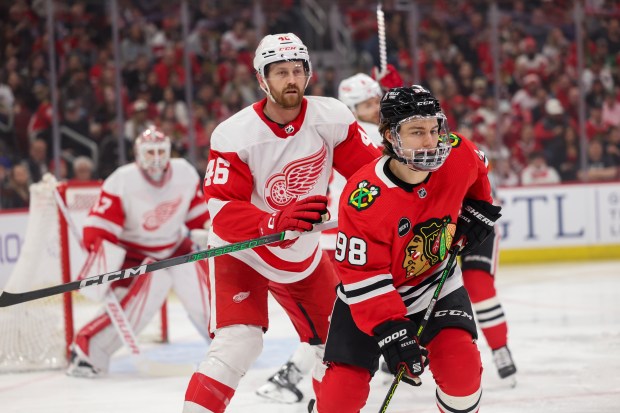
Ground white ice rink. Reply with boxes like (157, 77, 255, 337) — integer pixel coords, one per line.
(1, 260, 620, 413)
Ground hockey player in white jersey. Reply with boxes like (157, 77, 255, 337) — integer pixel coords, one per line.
(255, 72, 385, 404)
(67, 128, 211, 377)
(182, 33, 381, 412)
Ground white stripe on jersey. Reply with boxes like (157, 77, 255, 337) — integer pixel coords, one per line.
(85, 215, 124, 237)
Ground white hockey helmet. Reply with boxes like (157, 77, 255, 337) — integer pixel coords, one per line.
(134, 127, 171, 182)
(338, 73, 383, 113)
(253, 33, 312, 79)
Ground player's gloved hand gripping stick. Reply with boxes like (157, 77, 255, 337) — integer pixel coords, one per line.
(0, 219, 338, 307)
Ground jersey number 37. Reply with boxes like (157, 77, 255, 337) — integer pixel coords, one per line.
(335, 232, 367, 266)
(204, 158, 231, 186)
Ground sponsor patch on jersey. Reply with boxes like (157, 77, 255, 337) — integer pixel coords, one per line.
(447, 133, 461, 148)
(348, 180, 380, 211)
(402, 216, 454, 278)
(398, 217, 411, 237)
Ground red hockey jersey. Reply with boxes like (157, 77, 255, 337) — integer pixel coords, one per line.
(335, 133, 493, 335)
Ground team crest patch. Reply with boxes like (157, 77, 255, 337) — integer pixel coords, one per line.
(402, 216, 454, 278)
(447, 133, 462, 148)
(348, 180, 380, 211)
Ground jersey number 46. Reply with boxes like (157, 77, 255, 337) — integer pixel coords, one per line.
(204, 158, 231, 186)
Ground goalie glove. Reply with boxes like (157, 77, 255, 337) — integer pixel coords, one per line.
(77, 238, 126, 302)
(374, 320, 429, 387)
(453, 198, 502, 255)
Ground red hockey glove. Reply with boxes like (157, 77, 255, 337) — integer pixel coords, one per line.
(371, 63, 404, 90)
(453, 198, 502, 255)
(258, 195, 329, 249)
(374, 320, 429, 387)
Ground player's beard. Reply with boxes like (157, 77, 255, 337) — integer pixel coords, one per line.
(272, 84, 304, 109)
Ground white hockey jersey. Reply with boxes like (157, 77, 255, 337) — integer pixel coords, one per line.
(204, 96, 381, 283)
(323, 120, 382, 250)
(84, 158, 210, 260)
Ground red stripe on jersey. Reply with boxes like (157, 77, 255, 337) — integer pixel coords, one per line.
(82, 226, 119, 252)
(204, 149, 267, 242)
(253, 244, 319, 272)
(333, 121, 381, 179)
(186, 182, 210, 229)
(90, 189, 125, 227)
(252, 98, 308, 139)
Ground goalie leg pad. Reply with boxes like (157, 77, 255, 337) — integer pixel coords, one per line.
(184, 325, 263, 412)
(427, 328, 482, 412)
(170, 260, 211, 340)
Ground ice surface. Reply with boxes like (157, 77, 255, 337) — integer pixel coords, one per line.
(1, 260, 619, 413)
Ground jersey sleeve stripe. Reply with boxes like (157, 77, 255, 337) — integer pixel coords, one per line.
(84, 216, 124, 237)
(342, 273, 393, 293)
(186, 202, 209, 222)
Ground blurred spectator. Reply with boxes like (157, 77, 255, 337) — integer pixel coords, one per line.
(121, 23, 152, 67)
(582, 57, 614, 94)
(24, 138, 48, 183)
(585, 106, 608, 140)
(602, 90, 620, 128)
(124, 99, 154, 141)
(549, 127, 580, 182)
(157, 87, 189, 127)
(515, 37, 548, 80)
(512, 73, 543, 112)
(577, 139, 618, 182)
(512, 124, 541, 172)
(520, 151, 561, 186)
(606, 126, 620, 166)
(534, 98, 566, 148)
(153, 47, 185, 89)
(72, 156, 95, 181)
(1, 162, 31, 209)
(0, 82, 15, 133)
(489, 158, 519, 187)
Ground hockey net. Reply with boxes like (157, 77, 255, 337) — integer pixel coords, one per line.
(0, 174, 167, 373)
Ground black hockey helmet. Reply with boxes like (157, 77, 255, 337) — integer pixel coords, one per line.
(380, 85, 442, 126)
(379, 85, 451, 172)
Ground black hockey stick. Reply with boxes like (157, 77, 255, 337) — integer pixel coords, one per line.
(0, 220, 338, 308)
(378, 245, 460, 413)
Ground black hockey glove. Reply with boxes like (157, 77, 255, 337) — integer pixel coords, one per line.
(374, 320, 429, 387)
(453, 198, 502, 255)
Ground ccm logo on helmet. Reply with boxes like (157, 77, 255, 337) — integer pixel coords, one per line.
(378, 329, 407, 348)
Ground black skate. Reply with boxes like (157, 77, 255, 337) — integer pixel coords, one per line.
(492, 345, 517, 385)
(256, 361, 304, 403)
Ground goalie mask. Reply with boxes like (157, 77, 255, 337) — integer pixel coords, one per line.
(380, 85, 451, 172)
(338, 73, 383, 113)
(253, 33, 312, 100)
(134, 128, 171, 182)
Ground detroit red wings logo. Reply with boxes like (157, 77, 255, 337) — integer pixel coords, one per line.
(142, 196, 182, 231)
(264, 145, 327, 210)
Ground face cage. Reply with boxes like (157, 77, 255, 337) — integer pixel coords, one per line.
(136, 141, 171, 181)
(390, 114, 452, 172)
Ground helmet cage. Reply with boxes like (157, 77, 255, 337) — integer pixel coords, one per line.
(135, 129, 171, 181)
(390, 113, 451, 172)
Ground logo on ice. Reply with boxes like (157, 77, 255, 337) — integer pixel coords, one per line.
(79, 265, 148, 289)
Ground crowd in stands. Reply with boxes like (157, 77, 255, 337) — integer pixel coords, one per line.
(0, 0, 619, 210)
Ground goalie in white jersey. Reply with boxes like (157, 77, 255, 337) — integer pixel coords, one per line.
(67, 128, 211, 377)
(182, 33, 381, 412)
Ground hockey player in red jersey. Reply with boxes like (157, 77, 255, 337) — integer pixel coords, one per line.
(182, 33, 381, 413)
(462, 217, 517, 383)
(67, 128, 211, 377)
(311, 86, 502, 413)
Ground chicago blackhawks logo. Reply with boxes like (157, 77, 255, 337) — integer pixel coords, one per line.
(447, 132, 462, 148)
(143, 196, 182, 231)
(348, 180, 380, 211)
(264, 144, 327, 210)
(402, 217, 454, 278)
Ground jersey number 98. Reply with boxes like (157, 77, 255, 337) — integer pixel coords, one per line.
(335, 232, 367, 266)
(205, 158, 231, 186)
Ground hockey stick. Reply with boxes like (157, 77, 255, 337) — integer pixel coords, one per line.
(378, 245, 460, 413)
(0, 220, 338, 307)
(377, 2, 387, 78)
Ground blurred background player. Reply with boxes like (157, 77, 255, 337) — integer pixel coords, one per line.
(182, 33, 380, 413)
(255, 72, 384, 404)
(67, 128, 211, 377)
(313, 85, 501, 413)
